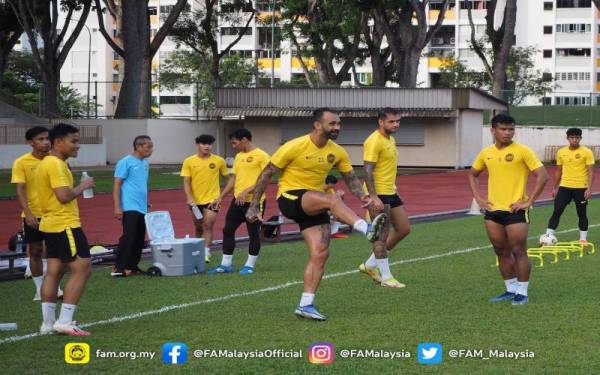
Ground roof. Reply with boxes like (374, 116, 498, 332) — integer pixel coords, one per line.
(212, 87, 507, 118)
(207, 107, 457, 118)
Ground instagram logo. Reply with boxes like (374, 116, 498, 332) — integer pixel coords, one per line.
(308, 342, 334, 364)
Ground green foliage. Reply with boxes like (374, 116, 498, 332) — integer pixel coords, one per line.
(159, 51, 262, 107)
(439, 46, 553, 105)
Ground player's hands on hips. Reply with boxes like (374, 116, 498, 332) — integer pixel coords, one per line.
(510, 200, 531, 212)
(24, 212, 39, 228)
(475, 196, 491, 211)
(584, 188, 592, 200)
(114, 208, 123, 220)
(208, 198, 221, 210)
(245, 204, 263, 223)
(370, 195, 384, 212)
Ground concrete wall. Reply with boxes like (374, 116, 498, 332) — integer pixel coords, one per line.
(481, 126, 600, 161)
(0, 141, 107, 169)
(245, 118, 283, 156)
(459, 110, 484, 167)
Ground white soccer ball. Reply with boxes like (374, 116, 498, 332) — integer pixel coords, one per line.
(539, 233, 558, 246)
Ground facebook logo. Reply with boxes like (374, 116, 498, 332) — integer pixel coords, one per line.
(162, 342, 188, 365)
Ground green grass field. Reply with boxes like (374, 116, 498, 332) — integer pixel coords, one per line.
(0, 204, 599, 373)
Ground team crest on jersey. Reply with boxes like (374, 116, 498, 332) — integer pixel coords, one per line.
(327, 153, 335, 164)
(505, 153, 514, 162)
(209, 163, 216, 169)
(575, 153, 581, 159)
(246, 156, 254, 162)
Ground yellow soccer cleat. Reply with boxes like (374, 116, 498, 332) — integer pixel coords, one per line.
(381, 277, 406, 289)
(358, 263, 382, 283)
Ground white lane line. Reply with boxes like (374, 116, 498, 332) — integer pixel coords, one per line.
(1, 224, 596, 345)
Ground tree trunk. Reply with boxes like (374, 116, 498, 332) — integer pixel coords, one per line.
(0, 51, 7, 92)
(396, 50, 420, 88)
(114, 0, 152, 118)
(42, 70, 60, 117)
(490, 0, 517, 99)
(211, 55, 220, 88)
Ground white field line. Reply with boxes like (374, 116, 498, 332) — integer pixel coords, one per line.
(0, 224, 596, 345)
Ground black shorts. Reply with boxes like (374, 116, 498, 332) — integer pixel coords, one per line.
(43, 227, 90, 263)
(277, 189, 330, 231)
(22, 218, 44, 244)
(197, 203, 219, 214)
(484, 210, 529, 226)
(378, 194, 404, 208)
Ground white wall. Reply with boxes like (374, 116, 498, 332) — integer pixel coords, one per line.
(0, 141, 107, 169)
(481, 126, 600, 161)
(146, 119, 219, 164)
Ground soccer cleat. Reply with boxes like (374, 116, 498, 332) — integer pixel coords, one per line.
(366, 213, 387, 242)
(53, 321, 91, 336)
(579, 239, 589, 245)
(358, 263, 382, 283)
(57, 288, 64, 299)
(33, 291, 41, 302)
(207, 265, 233, 275)
(40, 322, 55, 335)
(294, 304, 327, 321)
(205, 252, 212, 264)
(239, 266, 255, 275)
(331, 232, 349, 239)
(511, 294, 529, 305)
(111, 267, 126, 277)
(489, 291, 515, 302)
(381, 277, 406, 288)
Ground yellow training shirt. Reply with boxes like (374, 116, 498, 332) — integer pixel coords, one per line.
(556, 146, 595, 188)
(232, 147, 270, 202)
(11, 152, 44, 218)
(180, 154, 228, 204)
(472, 142, 543, 212)
(34, 155, 81, 232)
(363, 130, 398, 195)
(270, 135, 353, 198)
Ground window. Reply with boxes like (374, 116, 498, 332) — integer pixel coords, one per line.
(112, 73, 119, 82)
(113, 51, 119, 60)
(542, 72, 552, 81)
(160, 96, 192, 105)
(221, 27, 252, 36)
(544, 2, 553, 10)
(544, 26, 552, 34)
(556, 0, 591, 7)
(543, 49, 553, 58)
(556, 48, 591, 56)
(556, 24, 591, 33)
(543, 97, 551, 105)
(148, 7, 157, 15)
(459, 0, 489, 10)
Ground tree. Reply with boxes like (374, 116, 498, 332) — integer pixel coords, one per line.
(94, 0, 188, 118)
(159, 51, 261, 107)
(439, 46, 554, 105)
(360, 7, 390, 87)
(371, 0, 451, 88)
(7, 0, 91, 117)
(281, 0, 365, 86)
(466, 0, 517, 99)
(0, 3, 22, 92)
(169, 1, 255, 89)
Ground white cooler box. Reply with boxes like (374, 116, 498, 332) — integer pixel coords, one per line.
(144, 211, 205, 276)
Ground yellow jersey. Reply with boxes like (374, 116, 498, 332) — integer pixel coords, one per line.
(472, 142, 543, 212)
(180, 154, 228, 204)
(34, 155, 81, 232)
(232, 147, 270, 202)
(363, 130, 398, 195)
(270, 135, 353, 198)
(11, 152, 44, 218)
(556, 146, 595, 188)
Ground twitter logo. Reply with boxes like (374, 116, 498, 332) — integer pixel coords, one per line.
(417, 343, 443, 364)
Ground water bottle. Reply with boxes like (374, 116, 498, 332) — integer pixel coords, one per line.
(81, 171, 94, 199)
(191, 204, 203, 220)
(15, 232, 24, 253)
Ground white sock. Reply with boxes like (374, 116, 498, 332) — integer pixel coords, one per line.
(365, 253, 377, 268)
(353, 219, 369, 235)
(299, 292, 315, 307)
(32, 276, 43, 292)
(221, 254, 233, 267)
(57, 303, 77, 324)
(516, 281, 529, 296)
(205, 248, 211, 257)
(504, 277, 518, 293)
(376, 258, 393, 280)
(580, 231, 588, 241)
(546, 228, 556, 235)
(245, 255, 258, 268)
(41, 302, 56, 325)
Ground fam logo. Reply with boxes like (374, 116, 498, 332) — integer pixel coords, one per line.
(575, 153, 581, 159)
(162, 342, 188, 365)
(327, 153, 335, 164)
(246, 156, 254, 162)
(209, 163, 216, 169)
(65, 343, 90, 365)
(504, 153, 514, 162)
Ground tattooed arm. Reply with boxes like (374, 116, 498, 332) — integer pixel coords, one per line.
(364, 161, 384, 212)
(246, 162, 281, 222)
(340, 169, 373, 208)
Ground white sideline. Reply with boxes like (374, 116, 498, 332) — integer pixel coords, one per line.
(0, 224, 596, 345)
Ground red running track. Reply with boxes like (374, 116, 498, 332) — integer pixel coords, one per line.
(1, 167, 599, 247)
